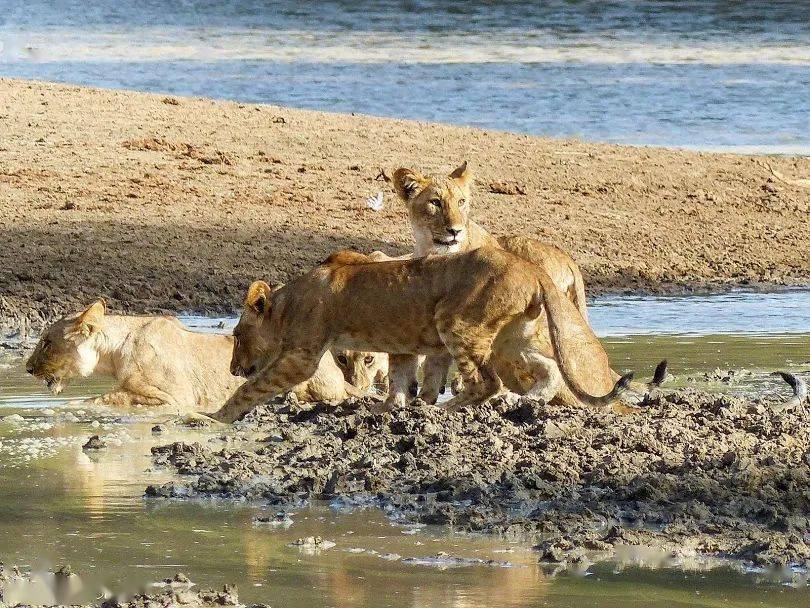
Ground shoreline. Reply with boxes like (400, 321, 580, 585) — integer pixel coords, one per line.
(1, 77, 809, 332)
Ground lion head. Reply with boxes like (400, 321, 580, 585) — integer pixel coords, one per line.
(334, 350, 388, 394)
(230, 280, 282, 378)
(392, 162, 472, 253)
(25, 300, 107, 394)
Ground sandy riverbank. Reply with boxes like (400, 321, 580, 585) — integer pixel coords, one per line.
(1, 78, 809, 332)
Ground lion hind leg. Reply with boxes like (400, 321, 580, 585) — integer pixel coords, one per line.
(522, 352, 564, 405)
(439, 324, 503, 412)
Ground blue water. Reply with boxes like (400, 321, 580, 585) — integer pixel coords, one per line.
(179, 290, 810, 338)
(1, 0, 809, 151)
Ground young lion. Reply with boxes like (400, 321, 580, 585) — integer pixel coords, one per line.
(211, 248, 632, 423)
(389, 162, 665, 404)
(25, 300, 360, 412)
(333, 350, 389, 396)
(393, 161, 589, 321)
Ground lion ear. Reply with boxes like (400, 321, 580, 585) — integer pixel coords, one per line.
(245, 281, 276, 316)
(449, 161, 472, 189)
(392, 168, 427, 201)
(75, 299, 106, 336)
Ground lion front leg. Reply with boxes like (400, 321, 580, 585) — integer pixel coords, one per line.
(90, 390, 135, 408)
(211, 350, 320, 423)
(378, 355, 419, 413)
(92, 384, 177, 410)
(419, 354, 452, 404)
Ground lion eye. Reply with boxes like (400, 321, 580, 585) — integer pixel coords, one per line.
(364, 355, 374, 365)
(337, 354, 349, 366)
(429, 199, 441, 210)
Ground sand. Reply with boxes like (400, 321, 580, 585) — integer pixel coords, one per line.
(0, 77, 808, 331)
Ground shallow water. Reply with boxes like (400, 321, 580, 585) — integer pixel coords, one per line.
(1, 400, 808, 607)
(1, 1, 809, 151)
(1, 291, 809, 605)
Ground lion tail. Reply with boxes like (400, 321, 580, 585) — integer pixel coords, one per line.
(530, 271, 632, 407)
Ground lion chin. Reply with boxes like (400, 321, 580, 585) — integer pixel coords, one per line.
(45, 377, 65, 395)
(432, 239, 461, 253)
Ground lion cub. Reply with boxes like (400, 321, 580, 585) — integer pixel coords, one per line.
(25, 300, 360, 412)
(333, 350, 389, 396)
(388, 162, 665, 404)
(393, 161, 589, 320)
(212, 248, 631, 423)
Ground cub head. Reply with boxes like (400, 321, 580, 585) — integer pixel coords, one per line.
(230, 280, 281, 378)
(25, 299, 107, 394)
(334, 350, 388, 394)
(392, 162, 472, 252)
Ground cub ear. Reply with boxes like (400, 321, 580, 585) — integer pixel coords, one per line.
(392, 168, 427, 201)
(245, 281, 277, 316)
(75, 299, 106, 337)
(449, 161, 472, 189)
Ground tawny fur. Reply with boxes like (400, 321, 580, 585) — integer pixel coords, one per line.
(388, 162, 659, 407)
(333, 350, 389, 395)
(211, 247, 629, 423)
(25, 300, 360, 412)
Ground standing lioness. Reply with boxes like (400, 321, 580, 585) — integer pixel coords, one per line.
(389, 162, 665, 403)
(25, 300, 361, 412)
(213, 247, 632, 423)
(394, 161, 589, 321)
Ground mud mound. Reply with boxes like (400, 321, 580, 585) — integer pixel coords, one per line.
(148, 388, 810, 568)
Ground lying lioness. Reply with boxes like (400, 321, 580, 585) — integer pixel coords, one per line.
(25, 300, 363, 412)
(212, 247, 632, 423)
(333, 350, 389, 395)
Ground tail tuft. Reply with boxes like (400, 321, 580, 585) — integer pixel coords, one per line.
(617, 372, 634, 392)
(772, 371, 799, 391)
(651, 360, 668, 387)
(771, 371, 807, 405)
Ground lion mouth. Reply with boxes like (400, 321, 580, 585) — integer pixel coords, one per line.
(231, 365, 257, 378)
(434, 238, 459, 247)
(45, 376, 64, 395)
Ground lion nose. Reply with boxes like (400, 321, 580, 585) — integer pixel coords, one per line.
(230, 362, 242, 377)
(25, 362, 34, 375)
(447, 227, 462, 237)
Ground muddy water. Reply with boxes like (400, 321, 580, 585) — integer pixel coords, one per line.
(1, 292, 809, 606)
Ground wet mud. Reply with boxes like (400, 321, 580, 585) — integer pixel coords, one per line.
(148, 387, 810, 569)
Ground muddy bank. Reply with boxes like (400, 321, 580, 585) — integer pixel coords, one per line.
(1, 78, 809, 334)
(0, 566, 245, 608)
(148, 387, 809, 569)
